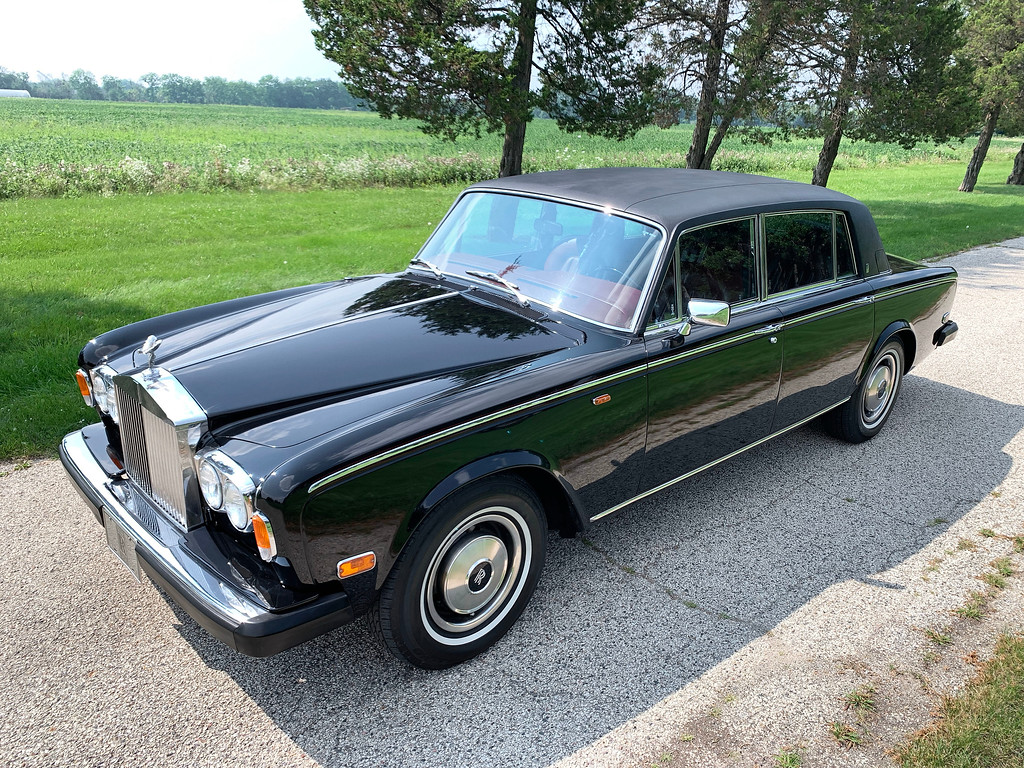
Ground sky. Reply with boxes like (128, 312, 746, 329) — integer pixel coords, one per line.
(0, 0, 341, 83)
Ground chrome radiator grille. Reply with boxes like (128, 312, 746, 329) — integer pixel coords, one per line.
(115, 379, 190, 528)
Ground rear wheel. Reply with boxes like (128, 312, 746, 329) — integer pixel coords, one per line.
(826, 338, 905, 443)
(370, 476, 547, 669)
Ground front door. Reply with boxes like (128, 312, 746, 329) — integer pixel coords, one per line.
(640, 217, 784, 492)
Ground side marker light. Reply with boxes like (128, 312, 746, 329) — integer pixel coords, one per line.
(337, 552, 376, 580)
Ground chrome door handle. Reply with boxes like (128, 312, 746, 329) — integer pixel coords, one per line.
(852, 296, 874, 305)
(755, 324, 784, 335)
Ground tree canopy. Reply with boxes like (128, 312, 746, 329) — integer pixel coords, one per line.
(304, 0, 664, 176)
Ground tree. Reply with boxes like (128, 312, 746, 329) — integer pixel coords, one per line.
(1004, 97, 1024, 184)
(958, 0, 1024, 192)
(140, 72, 161, 101)
(303, 0, 663, 177)
(159, 73, 205, 103)
(648, 0, 799, 170)
(0, 67, 30, 91)
(68, 69, 103, 100)
(787, 0, 972, 187)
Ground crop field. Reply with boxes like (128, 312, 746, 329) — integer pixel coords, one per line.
(2, 98, 1022, 197)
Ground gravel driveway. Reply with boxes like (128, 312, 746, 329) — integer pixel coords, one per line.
(3, 238, 1022, 768)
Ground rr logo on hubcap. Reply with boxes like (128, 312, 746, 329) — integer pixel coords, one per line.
(468, 562, 493, 592)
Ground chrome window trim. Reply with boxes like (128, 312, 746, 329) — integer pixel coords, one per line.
(763, 209, 848, 298)
(590, 396, 851, 522)
(836, 212, 858, 279)
(675, 215, 760, 305)
(416, 188, 670, 335)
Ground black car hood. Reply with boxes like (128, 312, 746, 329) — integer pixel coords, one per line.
(127, 276, 576, 439)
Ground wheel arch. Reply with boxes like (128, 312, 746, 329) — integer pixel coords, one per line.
(400, 452, 587, 552)
(867, 320, 917, 376)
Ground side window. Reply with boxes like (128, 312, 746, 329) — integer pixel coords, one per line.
(677, 218, 757, 305)
(836, 214, 857, 278)
(765, 212, 834, 295)
(647, 258, 680, 327)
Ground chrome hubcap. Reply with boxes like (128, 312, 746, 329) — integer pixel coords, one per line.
(422, 508, 527, 641)
(439, 535, 508, 614)
(861, 351, 899, 427)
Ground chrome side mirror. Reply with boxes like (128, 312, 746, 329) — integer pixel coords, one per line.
(688, 299, 730, 328)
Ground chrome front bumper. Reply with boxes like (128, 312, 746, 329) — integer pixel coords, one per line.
(59, 427, 353, 656)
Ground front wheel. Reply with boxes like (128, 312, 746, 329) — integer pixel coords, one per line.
(826, 339, 905, 443)
(370, 476, 547, 669)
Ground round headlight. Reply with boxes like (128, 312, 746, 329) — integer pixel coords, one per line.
(198, 460, 223, 510)
(91, 373, 109, 412)
(222, 481, 251, 531)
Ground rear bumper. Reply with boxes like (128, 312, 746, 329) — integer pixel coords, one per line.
(934, 320, 958, 347)
(59, 428, 354, 657)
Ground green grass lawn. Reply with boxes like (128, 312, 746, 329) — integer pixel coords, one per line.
(895, 631, 1024, 768)
(2, 161, 1022, 460)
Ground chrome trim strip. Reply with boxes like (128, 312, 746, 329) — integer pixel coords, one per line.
(307, 361, 651, 493)
(780, 295, 875, 330)
(874, 277, 956, 301)
(590, 397, 852, 522)
(61, 430, 265, 624)
(647, 326, 774, 372)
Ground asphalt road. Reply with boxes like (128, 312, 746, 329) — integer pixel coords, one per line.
(3, 238, 1023, 768)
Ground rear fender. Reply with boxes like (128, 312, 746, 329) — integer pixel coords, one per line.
(865, 321, 916, 377)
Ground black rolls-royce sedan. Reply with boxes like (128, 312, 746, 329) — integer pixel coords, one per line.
(61, 169, 958, 668)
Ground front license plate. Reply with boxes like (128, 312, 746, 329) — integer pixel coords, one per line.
(104, 509, 141, 582)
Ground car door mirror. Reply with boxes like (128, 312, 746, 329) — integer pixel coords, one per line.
(688, 299, 730, 328)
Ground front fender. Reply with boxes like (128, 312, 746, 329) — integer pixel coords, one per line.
(408, 451, 587, 539)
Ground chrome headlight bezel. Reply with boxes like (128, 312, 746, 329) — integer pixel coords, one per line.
(197, 450, 255, 532)
(90, 365, 119, 423)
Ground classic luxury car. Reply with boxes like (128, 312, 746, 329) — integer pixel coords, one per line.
(61, 169, 958, 668)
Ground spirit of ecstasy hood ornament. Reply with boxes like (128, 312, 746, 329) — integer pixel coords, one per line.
(140, 334, 162, 374)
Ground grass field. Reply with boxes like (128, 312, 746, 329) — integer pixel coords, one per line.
(2, 99, 1023, 197)
(1, 98, 1023, 458)
(2, 159, 1022, 460)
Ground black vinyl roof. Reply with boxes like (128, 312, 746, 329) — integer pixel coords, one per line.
(467, 167, 888, 276)
(469, 168, 866, 230)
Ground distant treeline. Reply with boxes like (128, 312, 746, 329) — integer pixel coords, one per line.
(0, 67, 366, 110)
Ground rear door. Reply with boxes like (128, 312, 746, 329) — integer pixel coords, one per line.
(763, 211, 874, 430)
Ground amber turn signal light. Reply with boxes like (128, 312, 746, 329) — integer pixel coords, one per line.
(337, 552, 376, 580)
(252, 512, 278, 561)
(75, 369, 93, 406)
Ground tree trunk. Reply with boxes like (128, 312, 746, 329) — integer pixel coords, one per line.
(685, 0, 732, 169)
(812, 27, 862, 188)
(960, 103, 1002, 192)
(499, 0, 538, 178)
(702, 1, 789, 170)
(1006, 141, 1024, 185)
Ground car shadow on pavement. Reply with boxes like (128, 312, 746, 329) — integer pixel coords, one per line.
(171, 374, 1024, 768)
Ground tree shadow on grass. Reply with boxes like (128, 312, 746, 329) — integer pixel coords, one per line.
(170, 376, 1024, 767)
(0, 289, 153, 458)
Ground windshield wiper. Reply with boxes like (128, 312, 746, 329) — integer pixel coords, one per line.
(465, 270, 530, 307)
(409, 257, 443, 279)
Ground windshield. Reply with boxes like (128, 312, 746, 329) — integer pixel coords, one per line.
(416, 191, 664, 330)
